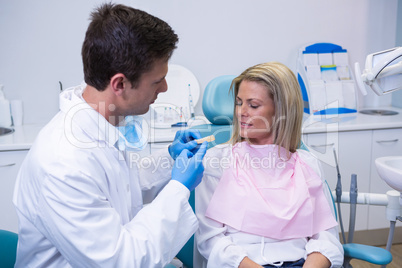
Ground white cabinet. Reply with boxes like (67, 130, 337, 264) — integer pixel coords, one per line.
(0, 150, 28, 233)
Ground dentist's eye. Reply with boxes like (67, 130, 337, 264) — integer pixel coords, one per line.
(250, 104, 259, 109)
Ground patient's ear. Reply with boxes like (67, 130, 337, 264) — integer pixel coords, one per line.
(110, 73, 127, 97)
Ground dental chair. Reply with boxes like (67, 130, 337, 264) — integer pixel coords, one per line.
(0, 229, 18, 268)
(174, 75, 393, 268)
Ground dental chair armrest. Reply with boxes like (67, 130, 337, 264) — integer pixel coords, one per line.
(343, 243, 392, 265)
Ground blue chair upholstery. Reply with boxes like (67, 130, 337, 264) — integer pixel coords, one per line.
(343, 243, 392, 265)
(0, 229, 18, 268)
(175, 75, 393, 267)
(202, 75, 236, 126)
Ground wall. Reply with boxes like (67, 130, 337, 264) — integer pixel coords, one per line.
(0, 0, 398, 124)
(392, 0, 402, 108)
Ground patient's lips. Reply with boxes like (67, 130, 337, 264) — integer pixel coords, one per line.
(240, 121, 253, 128)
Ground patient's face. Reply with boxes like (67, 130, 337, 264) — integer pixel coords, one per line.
(235, 80, 275, 145)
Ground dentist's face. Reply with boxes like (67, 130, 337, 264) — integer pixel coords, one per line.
(123, 59, 168, 115)
(236, 80, 275, 145)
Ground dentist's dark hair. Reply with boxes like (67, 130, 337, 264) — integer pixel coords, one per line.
(82, 3, 178, 91)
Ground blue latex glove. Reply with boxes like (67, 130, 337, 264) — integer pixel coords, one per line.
(168, 129, 202, 160)
(172, 141, 208, 192)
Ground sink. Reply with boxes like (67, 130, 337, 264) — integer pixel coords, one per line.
(0, 127, 14, 136)
(375, 156, 402, 192)
(360, 109, 398, 116)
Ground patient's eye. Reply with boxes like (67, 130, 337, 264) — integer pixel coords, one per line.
(250, 104, 259, 109)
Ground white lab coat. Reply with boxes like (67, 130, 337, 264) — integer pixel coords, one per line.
(195, 144, 344, 268)
(12, 85, 197, 268)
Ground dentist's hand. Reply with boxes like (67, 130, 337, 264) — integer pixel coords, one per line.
(168, 129, 201, 160)
(172, 141, 208, 192)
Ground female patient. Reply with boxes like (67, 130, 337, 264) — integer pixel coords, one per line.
(195, 62, 343, 268)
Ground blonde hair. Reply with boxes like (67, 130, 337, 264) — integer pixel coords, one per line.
(229, 62, 303, 154)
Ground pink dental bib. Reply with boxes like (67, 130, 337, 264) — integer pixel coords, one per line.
(205, 142, 338, 240)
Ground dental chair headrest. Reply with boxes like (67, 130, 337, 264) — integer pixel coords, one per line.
(202, 75, 236, 125)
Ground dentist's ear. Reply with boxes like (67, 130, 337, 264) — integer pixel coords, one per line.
(110, 73, 127, 97)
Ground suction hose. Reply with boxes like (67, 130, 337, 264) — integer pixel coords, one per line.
(333, 148, 346, 243)
(348, 174, 358, 244)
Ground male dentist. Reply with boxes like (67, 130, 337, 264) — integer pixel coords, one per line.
(13, 3, 207, 267)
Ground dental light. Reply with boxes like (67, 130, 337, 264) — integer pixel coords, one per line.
(355, 47, 402, 96)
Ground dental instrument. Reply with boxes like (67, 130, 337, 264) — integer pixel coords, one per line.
(195, 135, 215, 144)
(188, 84, 195, 118)
(333, 148, 346, 244)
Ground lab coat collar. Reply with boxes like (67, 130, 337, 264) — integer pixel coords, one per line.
(59, 84, 120, 149)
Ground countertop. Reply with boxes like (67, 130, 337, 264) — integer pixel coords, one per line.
(0, 124, 45, 151)
(1, 107, 402, 151)
(302, 106, 402, 134)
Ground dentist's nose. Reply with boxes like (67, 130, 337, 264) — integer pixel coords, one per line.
(159, 79, 168, 93)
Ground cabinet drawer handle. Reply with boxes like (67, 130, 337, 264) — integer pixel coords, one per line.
(376, 139, 399, 144)
(309, 143, 334, 148)
(0, 163, 16, 168)
(151, 144, 170, 149)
